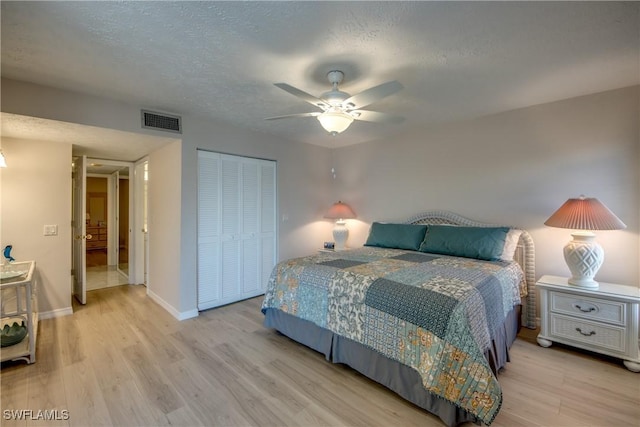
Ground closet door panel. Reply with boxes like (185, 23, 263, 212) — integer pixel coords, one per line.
(221, 238, 240, 300)
(221, 157, 240, 236)
(242, 239, 259, 294)
(197, 151, 276, 310)
(260, 164, 276, 234)
(242, 162, 259, 235)
(197, 241, 219, 305)
(197, 152, 221, 309)
(261, 235, 275, 291)
(197, 153, 220, 238)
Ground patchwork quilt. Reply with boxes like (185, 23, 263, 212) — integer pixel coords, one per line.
(261, 247, 525, 425)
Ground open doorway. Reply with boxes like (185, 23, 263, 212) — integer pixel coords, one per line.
(86, 176, 108, 269)
(71, 155, 149, 305)
(82, 159, 134, 293)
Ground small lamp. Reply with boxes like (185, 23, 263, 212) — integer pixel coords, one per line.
(545, 195, 626, 288)
(324, 201, 357, 251)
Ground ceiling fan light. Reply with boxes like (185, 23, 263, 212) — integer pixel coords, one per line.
(317, 111, 354, 135)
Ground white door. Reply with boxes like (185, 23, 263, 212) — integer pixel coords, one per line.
(72, 155, 87, 304)
(134, 160, 148, 285)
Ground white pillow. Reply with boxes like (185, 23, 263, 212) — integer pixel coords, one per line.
(499, 229, 522, 261)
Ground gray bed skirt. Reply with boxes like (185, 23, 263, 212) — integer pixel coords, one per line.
(263, 306, 519, 427)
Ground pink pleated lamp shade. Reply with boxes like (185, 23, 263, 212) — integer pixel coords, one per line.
(324, 201, 357, 220)
(544, 196, 626, 230)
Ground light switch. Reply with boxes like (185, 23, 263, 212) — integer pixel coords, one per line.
(44, 225, 58, 236)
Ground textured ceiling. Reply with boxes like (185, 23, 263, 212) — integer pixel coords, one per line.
(1, 1, 638, 159)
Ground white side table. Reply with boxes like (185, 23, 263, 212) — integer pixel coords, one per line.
(536, 275, 640, 372)
(1, 260, 38, 364)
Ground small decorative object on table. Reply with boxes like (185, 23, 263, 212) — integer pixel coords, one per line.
(3, 245, 15, 263)
(1, 321, 27, 347)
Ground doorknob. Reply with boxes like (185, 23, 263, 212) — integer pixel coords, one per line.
(86, 234, 93, 240)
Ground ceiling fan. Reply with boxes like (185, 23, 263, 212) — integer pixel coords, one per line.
(266, 70, 404, 135)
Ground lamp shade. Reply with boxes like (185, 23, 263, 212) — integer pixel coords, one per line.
(544, 196, 626, 230)
(545, 196, 625, 288)
(317, 111, 354, 135)
(324, 201, 356, 220)
(0, 150, 7, 168)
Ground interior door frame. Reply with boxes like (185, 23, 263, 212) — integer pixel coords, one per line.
(72, 155, 87, 304)
(86, 158, 135, 283)
(110, 169, 122, 274)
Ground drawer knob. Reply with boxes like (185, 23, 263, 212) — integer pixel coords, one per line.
(573, 303, 596, 313)
(576, 327, 596, 337)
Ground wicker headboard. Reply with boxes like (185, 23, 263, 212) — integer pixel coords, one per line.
(405, 210, 536, 329)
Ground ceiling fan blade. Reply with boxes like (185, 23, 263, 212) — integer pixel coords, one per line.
(342, 81, 404, 110)
(350, 110, 404, 124)
(274, 83, 329, 109)
(265, 112, 322, 120)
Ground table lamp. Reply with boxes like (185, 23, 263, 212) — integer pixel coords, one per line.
(324, 201, 356, 251)
(544, 195, 626, 288)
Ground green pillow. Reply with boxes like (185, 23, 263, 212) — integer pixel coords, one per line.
(418, 225, 510, 261)
(364, 222, 428, 251)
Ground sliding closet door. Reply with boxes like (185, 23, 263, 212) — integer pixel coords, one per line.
(197, 150, 276, 311)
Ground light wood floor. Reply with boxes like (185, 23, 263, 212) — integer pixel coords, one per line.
(1, 285, 638, 427)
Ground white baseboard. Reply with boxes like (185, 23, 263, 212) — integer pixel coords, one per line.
(177, 308, 199, 321)
(146, 288, 198, 321)
(39, 307, 73, 320)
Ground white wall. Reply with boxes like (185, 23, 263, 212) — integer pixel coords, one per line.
(334, 86, 640, 287)
(145, 140, 184, 317)
(0, 137, 73, 316)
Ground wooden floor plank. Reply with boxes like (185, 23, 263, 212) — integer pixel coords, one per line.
(0, 367, 29, 427)
(120, 342, 185, 415)
(61, 359, 112, 426)
(25, 370, 69, 427)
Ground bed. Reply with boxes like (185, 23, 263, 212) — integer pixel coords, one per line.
(261, 211, 535, 426)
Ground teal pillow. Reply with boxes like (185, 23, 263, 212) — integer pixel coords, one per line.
(418, 225, 510, 261)
(364, 222, 428, 251)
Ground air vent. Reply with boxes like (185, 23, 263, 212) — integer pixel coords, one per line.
(141, 110, 182, 134)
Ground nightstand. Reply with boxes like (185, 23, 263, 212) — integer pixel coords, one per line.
(536, 275, 640, 372)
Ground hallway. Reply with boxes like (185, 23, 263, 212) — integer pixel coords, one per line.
(86, 265, 129, 291)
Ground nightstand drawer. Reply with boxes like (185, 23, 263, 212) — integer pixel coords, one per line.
(550, 314, 626, 354)
(550, 291, 626, 326)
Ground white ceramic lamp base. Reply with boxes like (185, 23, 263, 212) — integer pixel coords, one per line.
(332, 220, 349, 251)
(563, 232, 603, 288)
